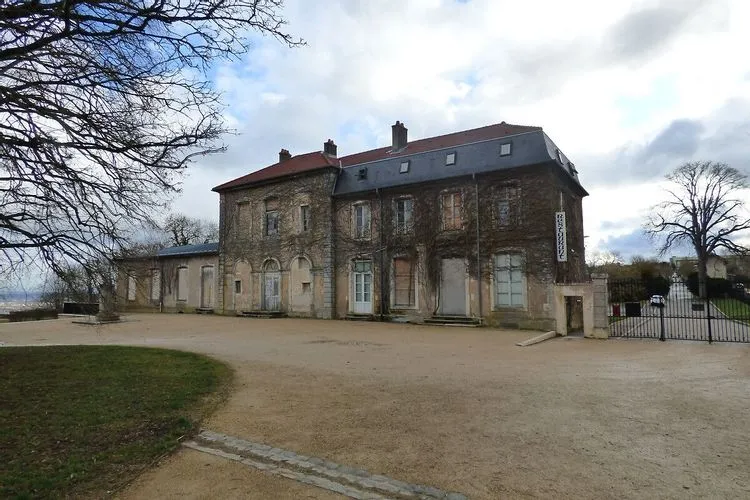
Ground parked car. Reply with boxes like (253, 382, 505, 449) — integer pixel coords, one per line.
(649, 295, 665, 307)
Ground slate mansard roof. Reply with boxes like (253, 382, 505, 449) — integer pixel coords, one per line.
(212, 121, 587, 196)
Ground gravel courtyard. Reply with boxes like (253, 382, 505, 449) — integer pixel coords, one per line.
(1, 314, 748, 499)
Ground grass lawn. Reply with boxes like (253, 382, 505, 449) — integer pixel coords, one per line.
(712, 298, 750, 324)
(0, 345, 232, 499)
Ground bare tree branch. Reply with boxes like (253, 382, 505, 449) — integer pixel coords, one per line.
(0, 0, 301, 281)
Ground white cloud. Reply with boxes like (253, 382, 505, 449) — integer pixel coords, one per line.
(170, 0, 750, 260)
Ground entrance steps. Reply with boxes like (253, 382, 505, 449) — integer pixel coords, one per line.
(423, 315, 481, 327)
(238, 311, 285, 319)
(344, 313, 376, 321)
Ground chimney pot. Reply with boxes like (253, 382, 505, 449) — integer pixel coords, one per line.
(279, 148, 291, 162)
(323, 139, 337, 157)
(391, 121, 408, 151)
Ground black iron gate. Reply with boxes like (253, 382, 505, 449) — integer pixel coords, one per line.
(607, 276, 750, 343)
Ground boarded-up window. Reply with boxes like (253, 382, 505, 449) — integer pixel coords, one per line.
(177, 267, 188, 301)
(394, 257, 416, 307)
(127, 276, 136, 301)
(494, 254, 525, 308)
(150, 269, 161, 301)
(442, 192, 462, 230)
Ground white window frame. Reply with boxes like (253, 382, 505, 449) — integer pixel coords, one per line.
(493, 253, 526, 309)
(394, 197, 413, 234)
(353, 202, 371, 239)
(399, 160, 410, 173)
(500, 142, 512, 156)
(446, 152, 456, 165)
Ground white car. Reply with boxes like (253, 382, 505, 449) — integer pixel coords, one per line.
(650, 295, 665, 307)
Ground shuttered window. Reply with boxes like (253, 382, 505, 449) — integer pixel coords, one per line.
(393, 257, 415, 307)
(441, 192, 462, 230)
(177, 267, 189, 301)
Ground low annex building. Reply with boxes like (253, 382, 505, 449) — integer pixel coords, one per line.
(119, 120, 588, 330)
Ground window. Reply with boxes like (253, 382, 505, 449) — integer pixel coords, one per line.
(177, 267, 188, 301)
(500, 143, 512, 156)
(234, 280, 242, 294)
(353, 260, 372, 303)
(353, 203, 371, 239)
(358, 167, 368, 180)
(567, 161, 578, 175)
(556, 149, 564, 163)
(441, 192, 463, 230)
(127, 276, 136, 301)
(496, 185, 520, 228)
(494, 254, 525, 308)
(400, 160, 410, 173)
(150, 269, 161, 301)
(300, 205, 311, 232)
(265, 198, 279, 236)
(393, 257, 416, 307)
(446, 152, 456, 165)
(394, 197, 413, 233)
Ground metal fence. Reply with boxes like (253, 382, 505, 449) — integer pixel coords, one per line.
(607, 276, 750, 343)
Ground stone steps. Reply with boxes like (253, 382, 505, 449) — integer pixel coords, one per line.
(423, 315, 480, 327)
(238, 311, 285, 319)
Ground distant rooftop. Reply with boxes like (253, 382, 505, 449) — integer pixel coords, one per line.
(157, 242, 219, 257)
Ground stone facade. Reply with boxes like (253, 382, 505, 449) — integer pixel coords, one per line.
(216, 168, 338, 318)
(117, 121, 589, 331)
(116, 251, 219, 313)
(332, 166, 585, 329)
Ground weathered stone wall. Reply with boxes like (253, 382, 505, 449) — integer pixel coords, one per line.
(116, 254, 219, 313)
(217, 168, 338, 317)
(331, 165, 582, 328)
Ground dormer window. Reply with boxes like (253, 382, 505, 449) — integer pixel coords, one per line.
(556, 149, 564, 163)
(400, 160, 410, 173)
(358, 167, 368, 180)
(446, 152, 456, 166)
(567, 161, 578, 175)
(500, 143, 512, 156)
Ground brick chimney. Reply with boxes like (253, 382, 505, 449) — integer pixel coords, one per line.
(279, 148, 291, 162)
(391, 121, 408, 151)
(323, 139, 337, 157)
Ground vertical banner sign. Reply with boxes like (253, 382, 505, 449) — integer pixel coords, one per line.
(555, 212, 567, 262)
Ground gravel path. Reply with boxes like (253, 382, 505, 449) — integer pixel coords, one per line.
(2, 314, 749, 499)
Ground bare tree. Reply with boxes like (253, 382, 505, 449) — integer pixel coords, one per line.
(646, 161, 750, 296)
(163, 213, 219, 246)
(0, 0, 300, 281)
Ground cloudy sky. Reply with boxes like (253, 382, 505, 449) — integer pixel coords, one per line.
(174, 0, 750, 262)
